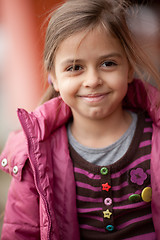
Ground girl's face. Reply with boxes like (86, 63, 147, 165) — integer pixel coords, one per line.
(52, 26, 133, 124)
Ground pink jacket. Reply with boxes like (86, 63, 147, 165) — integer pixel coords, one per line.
(1, 79, 160, 240)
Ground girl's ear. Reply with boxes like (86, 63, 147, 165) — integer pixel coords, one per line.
(48, 73, 59, 92)
(128, 66, 134, 83)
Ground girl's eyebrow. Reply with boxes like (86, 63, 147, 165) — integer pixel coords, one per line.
(61, 53, 123, 66)
(99, 53, 123, 60)
(61, 59, 81, 66)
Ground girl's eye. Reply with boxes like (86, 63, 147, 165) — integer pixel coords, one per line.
(66, 65, 82, 72)
(101, 61, 117, 67)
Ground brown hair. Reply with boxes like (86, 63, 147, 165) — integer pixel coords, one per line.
(42, 0, 160, 103)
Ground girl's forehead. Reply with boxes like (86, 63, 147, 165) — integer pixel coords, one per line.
(59, 25, 116, 48)
(54, 25, 126, 65)
(58, 26, 122, 53)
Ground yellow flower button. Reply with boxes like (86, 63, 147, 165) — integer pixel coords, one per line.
(141, 187, 152, 202)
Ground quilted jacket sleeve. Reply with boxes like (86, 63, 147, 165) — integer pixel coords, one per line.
(1, 160, 40, 240)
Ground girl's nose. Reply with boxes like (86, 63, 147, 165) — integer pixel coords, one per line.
(82, 68, 103, 88)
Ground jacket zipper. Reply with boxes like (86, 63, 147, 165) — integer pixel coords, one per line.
(18, 109, 52, 240)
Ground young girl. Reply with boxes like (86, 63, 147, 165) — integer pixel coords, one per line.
(1, 0, 160, 239)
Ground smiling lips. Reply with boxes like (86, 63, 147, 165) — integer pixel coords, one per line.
(79, 93, 109, 103)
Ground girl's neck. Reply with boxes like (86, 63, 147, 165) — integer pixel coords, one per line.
(70, 109, 132, 148)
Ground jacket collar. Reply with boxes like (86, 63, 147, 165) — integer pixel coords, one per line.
(17, 96, 72, 141)
(124, 79, 160, 126)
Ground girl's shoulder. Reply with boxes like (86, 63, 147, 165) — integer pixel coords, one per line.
(0, 97, 72, 181)
(125, 79, 160, 126)
(0, 130, 28, 181)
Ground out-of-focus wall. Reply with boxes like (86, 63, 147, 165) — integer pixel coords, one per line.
(128, 2, 160, 76)
(0, 0, 42, 234)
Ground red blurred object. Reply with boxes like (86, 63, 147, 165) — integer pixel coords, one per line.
(0, 0, 60, 118)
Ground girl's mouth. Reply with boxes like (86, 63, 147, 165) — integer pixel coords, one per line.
(79, 93, 109, 103)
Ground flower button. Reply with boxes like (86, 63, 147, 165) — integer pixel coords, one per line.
(130, 168, 147, 186)
(102, 183, 111, 192)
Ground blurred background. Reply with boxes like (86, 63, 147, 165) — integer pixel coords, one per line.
(0, 0, 160, 236)
(0, 0, 60, 235)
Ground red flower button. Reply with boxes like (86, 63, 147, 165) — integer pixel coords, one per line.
(102, 183, 111, 192)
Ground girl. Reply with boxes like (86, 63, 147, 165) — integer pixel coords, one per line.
(1, 0, 160, 239)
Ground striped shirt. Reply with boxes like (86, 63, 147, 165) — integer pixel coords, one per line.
(69, 112, 156, 240)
